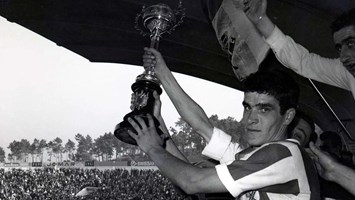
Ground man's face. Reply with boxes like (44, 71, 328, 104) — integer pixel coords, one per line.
(241, 92, 287, 146)
(291, 118, 312, 147)
(333, 25, 355, 75)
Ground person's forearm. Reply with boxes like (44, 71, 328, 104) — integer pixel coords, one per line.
(156, 115, 169, 135)
(329, 162, 355, 196)
(147, 146, 201, 193)
(147, 146, 223, 194)
(159, 70, 213, 142)
(165, 139, 188, 162)
(255, 15, 275, 39)
(156, 115, 189, 162)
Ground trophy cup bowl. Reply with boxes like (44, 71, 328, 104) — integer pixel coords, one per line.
(114, 2, 184, 145)
(143, 4, 175, 35)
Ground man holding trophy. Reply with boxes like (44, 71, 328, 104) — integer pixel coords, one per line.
(115, 1, 320, 199)
(128, 47, 320, 199)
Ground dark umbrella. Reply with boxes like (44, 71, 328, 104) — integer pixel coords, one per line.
(1, 0, 355, 142)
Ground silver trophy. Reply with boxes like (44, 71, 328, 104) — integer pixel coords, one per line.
(115, 1, 185, 145)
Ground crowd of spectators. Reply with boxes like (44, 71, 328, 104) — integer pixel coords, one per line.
(0, 168, 192, 200)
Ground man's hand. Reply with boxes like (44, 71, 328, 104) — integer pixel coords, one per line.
(143, 47, 169, 81)
(127, 114, 164, 154)
(309, 142, 337, 181)
(243, 0, 267, 24)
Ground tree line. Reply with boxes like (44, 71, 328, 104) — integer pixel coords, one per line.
(1, 115, 241, 163)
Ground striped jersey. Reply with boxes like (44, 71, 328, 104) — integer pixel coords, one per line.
(202, 128, 320, 200)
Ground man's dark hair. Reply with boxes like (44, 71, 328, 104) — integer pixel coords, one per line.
(331, 8, 355, 34)
(299, 111, 315, 132)
(243, 70, 300, 115)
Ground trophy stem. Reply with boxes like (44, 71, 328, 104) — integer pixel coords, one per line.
(150, 32, 160, 49)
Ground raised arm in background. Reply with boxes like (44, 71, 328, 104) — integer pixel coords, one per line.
(242, 0, 274, 38)
(242, 0, 353, 93)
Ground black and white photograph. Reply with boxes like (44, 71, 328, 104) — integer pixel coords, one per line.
(0, 0, 355, 199)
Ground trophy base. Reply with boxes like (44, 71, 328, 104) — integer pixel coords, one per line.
(114, 112, 163, 145)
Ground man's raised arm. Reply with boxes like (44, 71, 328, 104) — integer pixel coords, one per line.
(243, 0, 349, 91)
(143, 48, 214, 142)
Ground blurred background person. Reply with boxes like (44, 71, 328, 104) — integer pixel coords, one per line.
(288, 110, 317, 148)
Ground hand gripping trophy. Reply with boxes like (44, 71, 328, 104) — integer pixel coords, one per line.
(114, 1, 185, 145)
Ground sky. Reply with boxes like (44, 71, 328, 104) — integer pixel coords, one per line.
(0, 16, 244, 157)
